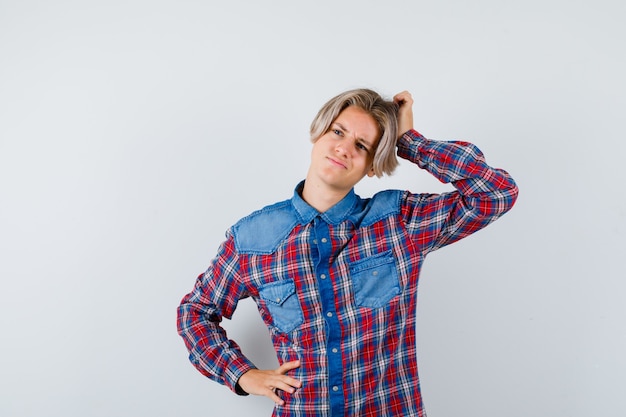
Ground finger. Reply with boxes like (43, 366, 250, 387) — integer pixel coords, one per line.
(277, 360, 301, 374)
(272, 377, 301, 393)
(398, 96, 414, 108)
(393, 91, 412, 104)
(275, 361, 302, 389)
(393, 90, 408, 99)
(265, 376, 301, 405)
(278, 374, 302, 389)
(265, 388, 286, 406)
(394, 93, 414, 108)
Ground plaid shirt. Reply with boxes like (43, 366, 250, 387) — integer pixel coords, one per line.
(177, 130, 518, 417)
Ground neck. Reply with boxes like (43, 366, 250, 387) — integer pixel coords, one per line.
(301, 178, 350, 213)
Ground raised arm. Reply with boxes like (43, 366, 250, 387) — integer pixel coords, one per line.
(393, 91, 519, 253)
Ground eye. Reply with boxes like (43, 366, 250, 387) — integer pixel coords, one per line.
(332, 128, 343, 136)
(356, 142, 369, 153)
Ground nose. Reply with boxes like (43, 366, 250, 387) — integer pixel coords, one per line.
(335, 140, 354, 158)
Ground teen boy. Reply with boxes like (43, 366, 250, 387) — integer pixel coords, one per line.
(177, 89, 518, 416)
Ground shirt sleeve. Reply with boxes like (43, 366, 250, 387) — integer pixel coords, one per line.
(176, 230, 255, 394)
(397, 129, 519, 254)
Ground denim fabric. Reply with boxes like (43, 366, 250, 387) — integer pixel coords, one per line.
(258, 279, 304, 333)
(350, 250, 401, 308)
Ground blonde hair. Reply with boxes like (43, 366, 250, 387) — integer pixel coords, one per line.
(310, 88, 399, 177)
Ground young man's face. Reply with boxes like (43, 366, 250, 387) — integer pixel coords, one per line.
(307, 105, 380, 194)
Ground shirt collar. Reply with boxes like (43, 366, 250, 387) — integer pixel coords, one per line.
(291, 180, 359, 225)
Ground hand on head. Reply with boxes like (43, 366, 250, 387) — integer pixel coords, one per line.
(393, 91, 414, 138)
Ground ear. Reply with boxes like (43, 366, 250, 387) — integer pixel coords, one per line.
(366, 166, 376, 177)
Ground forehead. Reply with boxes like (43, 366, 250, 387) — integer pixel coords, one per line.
(334, 106, 380, 141)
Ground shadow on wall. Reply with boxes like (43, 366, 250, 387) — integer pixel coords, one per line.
(223, 297, 278, 369)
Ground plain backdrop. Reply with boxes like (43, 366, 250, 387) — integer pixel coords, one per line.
(1, 1, 625, 416)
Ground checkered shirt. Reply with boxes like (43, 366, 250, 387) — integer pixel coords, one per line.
(177, 129, 519, 416)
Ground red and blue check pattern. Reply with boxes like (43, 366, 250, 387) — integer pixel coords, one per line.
(177, 130, 518, 416)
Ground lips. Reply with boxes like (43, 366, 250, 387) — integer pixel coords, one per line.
(327, 157, 347, 169)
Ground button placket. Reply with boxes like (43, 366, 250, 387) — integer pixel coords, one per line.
(312, 216, 344, 412)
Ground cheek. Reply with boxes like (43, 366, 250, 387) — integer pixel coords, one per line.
(354, 157, 373, 174)
(310, 138, 324, 157)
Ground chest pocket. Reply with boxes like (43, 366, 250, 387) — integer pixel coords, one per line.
(350, 251, 401, 308)
(258, 279, 304, 333)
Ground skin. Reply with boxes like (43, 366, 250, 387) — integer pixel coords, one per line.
(302, 105, 381, 212)
(237, 90, 414, 406)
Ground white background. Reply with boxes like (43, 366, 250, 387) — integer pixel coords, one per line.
(1, 1, 624, 416)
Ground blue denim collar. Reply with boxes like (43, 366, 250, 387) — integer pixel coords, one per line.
(292, 181, 359, 225)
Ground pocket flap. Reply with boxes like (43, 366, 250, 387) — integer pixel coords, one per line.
(259, 280, 296, 307)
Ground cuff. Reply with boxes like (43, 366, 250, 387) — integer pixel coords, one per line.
(397, 129, 426, 160)
(225, 356, 256, 396)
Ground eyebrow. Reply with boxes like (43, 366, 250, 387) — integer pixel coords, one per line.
(333, 122, 375, 150)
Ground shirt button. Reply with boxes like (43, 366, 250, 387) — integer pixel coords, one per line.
(276, 298, 281, 302)
(332, 348, 338, 353)
(326, 312, 333, 318)
(320, 274, 326, 279)
(313, 239, 318, 244)
(321, 238, 328, 243)
(332, 386, 339, 392)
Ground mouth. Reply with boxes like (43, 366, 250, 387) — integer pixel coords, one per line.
(326, 157, 347, 169)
